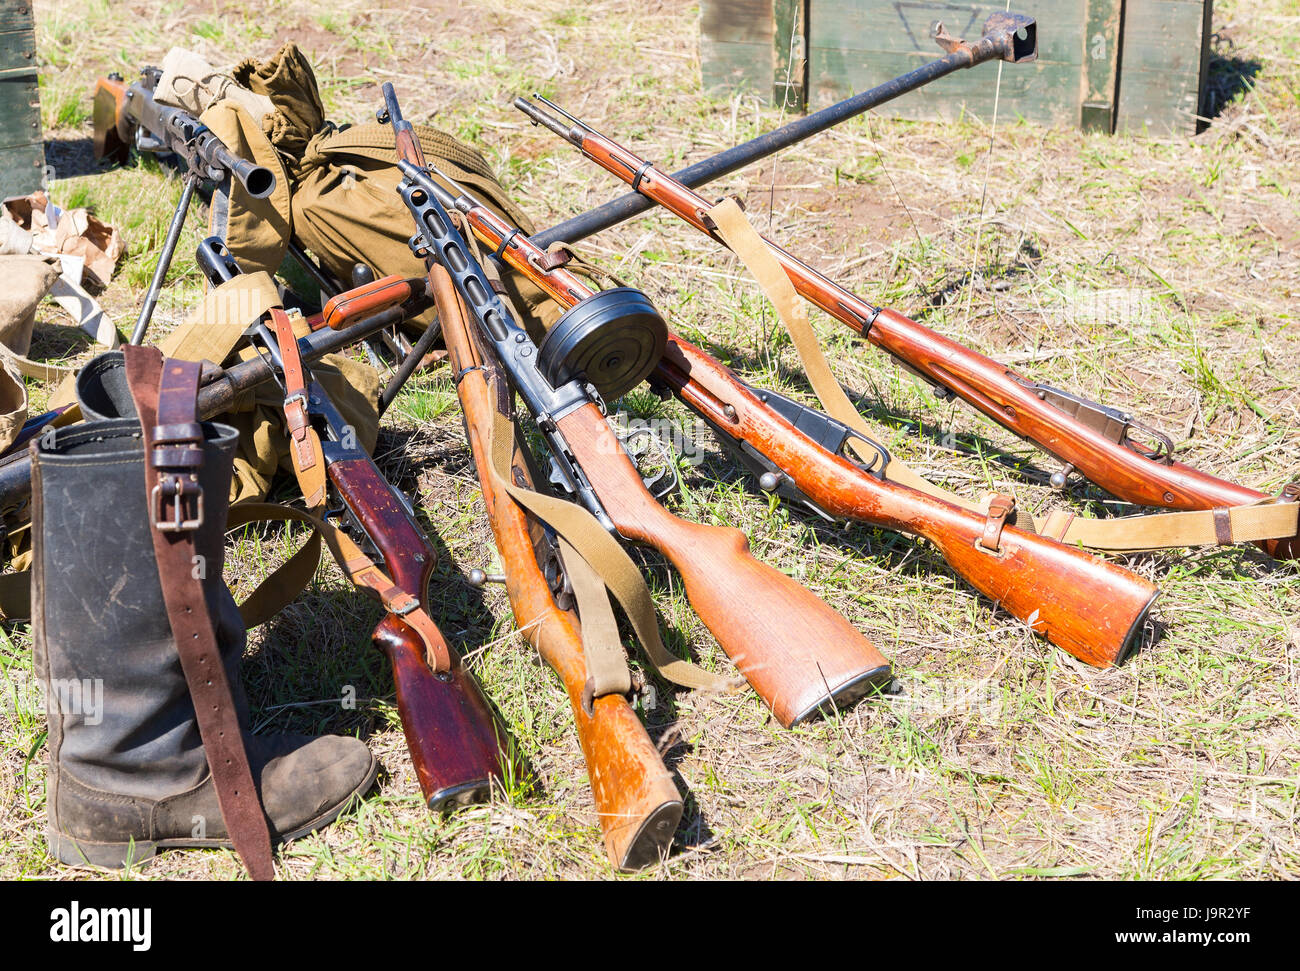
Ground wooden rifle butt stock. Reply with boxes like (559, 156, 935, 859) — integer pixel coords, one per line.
(661, 338, 1159, 668)
(929, 524, 1158, 667)
(373, 616, 514, 810)
(92, 76, 130, 163)
(329, 456, 519, 810)
(436, 266, 682, 868)
(556, 404, 892, 728)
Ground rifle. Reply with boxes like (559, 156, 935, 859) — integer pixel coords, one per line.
(195, 237, 520, 809)
(409, 165, 1160, 668)
(515, 98, 1300, 562)
(432, 263, 681, 869)
(381, 84, 892, 729)
(0, 282, 428, 536)
(93, 68, 276, 345)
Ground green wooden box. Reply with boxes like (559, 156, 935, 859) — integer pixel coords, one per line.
(0, 1, 43, 198)
(701, 1, 1215, 136)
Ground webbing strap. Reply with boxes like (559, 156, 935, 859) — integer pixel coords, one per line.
(558, 534, 632, 706)
(229, 510, 323, 630)
(707, 198, 1300, 553)
(485, 401, 728, 694)
(46, 272, 281, 411)
(228, 502, 452, 673)
(161, 271, 282, 365)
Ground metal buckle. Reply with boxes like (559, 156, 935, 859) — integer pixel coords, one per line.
(388, 592, 419, 617)
(151, 474, 204, 532)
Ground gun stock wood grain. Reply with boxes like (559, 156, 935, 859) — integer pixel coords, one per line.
(659, 339, 1160, 667)
(330, 458, 516, 809)
(436, 266, 681, 868)
(555, 404, 891, 726)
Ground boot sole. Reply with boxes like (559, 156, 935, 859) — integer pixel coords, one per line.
(50, 753, 381, 872)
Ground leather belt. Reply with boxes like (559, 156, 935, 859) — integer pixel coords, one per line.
(123, 345, 274, 881)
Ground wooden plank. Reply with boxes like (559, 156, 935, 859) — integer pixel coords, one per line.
(806, 1, 1089, 127)
(0, 2, 34, 34)
(0, 74, 38, 150)
(1116, 0, 1212, 136)
(808, 1, 1088, 63)
(0, 143, 44, 199)
(808, 49, 1081, 127)
(0, 27, 38, 75)
(700, 0, 774, 96)
(772, 0, 808, 110)
(1080, 0, 1124, 132)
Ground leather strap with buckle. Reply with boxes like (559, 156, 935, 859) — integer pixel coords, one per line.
(148, 359, 207, 532)
(123, 345, 274, 882)
(977, 494, 1016, 553)
(270, 308, 326, 508)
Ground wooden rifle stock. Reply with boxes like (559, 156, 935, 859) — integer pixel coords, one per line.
(553, 404, 892, 726)
(316, 275, 419, 332)
(436, 268, 681, 868)
(91, 76, 131, 163)
(544, 120, 1298, 561)
(657, 341, 1159, 667)
(326, 457, 518, 810)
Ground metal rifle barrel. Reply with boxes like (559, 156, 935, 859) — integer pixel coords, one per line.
(0, 300, 424, 529)
(530, 14, 1034, 248)
(196, 131, 277, 199)
(144, 94, 276, 199)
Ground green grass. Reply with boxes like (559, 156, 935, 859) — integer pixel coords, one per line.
(4, 0, 1298, 881)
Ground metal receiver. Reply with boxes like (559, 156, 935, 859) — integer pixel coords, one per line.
(394, 158, 616, 533)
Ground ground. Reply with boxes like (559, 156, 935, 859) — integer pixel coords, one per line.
(1, 0, 1297, 880)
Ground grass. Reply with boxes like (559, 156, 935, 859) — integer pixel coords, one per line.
(3, 0, 1298, 880)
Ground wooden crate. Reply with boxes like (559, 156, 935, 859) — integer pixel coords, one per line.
(700, 1, 1214, 136)
(0, 1, 42, 198)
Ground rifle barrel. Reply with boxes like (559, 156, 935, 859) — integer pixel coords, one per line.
(529, 12, 1035, 248)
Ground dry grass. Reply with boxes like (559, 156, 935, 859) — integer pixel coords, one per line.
(2, 0, 1297, 880)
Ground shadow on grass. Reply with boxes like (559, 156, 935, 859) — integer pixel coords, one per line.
(44, 136, 99, 181)
(1201, 33, 1263, 125)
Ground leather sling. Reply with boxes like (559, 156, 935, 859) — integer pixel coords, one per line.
(265, 308, 452, 673)
(123, 345, 274, 881)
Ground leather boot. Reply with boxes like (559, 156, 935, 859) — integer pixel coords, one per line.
(32, 389, 377, 870)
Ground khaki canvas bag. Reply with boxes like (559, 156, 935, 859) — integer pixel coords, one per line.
(192, 43, 562, 338)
